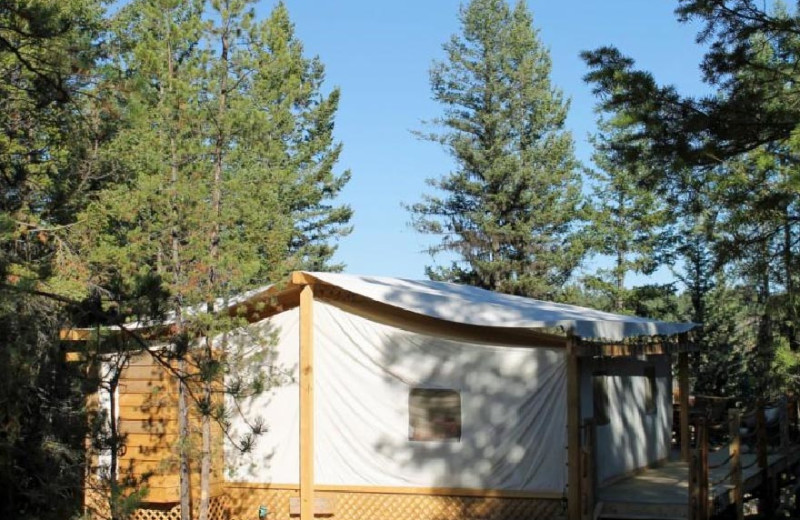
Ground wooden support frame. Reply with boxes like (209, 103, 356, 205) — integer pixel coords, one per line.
(729, 409, 743, 520)
(699, 417, 709, 520)
(566, 332, 581, 520)
(755, 401, 774, 517)
(299, 284, 315, 520)
(689, 417, 709, 520)
(679, 351, 690, 462)
(580, 419, 596, 520)
(756, 402, 767, 472)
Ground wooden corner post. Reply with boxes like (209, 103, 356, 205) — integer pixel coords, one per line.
(567, 332, 581, 520)
(679, 349, 690, 462)
(299, 283, 315, 520)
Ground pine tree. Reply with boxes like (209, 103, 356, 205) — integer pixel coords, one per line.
(584, 119, 668, 312)
(410, 0, 583, 300)
(78, 1, 209, 517)
(582, 1, 800, 397)
(236, 2, 352, 275)
(0, 1, 115, 518)
(71, 1, 352, 517)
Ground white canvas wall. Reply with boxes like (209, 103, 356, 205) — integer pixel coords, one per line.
(580, 356, 672, 484)
(227, 301, 568, 493)
(97, 361, 118, 478)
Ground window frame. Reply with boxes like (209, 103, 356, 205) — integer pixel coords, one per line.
(408, 387, 462, 442)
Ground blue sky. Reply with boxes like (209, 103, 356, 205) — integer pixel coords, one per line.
(270, 0, 709, 280)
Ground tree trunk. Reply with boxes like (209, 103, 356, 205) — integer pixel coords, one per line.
(756, 237, 773, 396)
(108, 368, 121, 520)
(200, 10, 229, 519)
(783, 212, 798, 351)
(177, 361, 192, 520)
(167, 35, 191, 518)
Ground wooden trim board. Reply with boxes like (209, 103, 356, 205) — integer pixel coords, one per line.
(566, 332, 581, 520)
(299, 284, 315, 520)
(224, 482, 562, 499)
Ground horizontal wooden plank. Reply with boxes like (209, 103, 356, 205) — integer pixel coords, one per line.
(289, 497, 335, 516)
(119, 405, 177, 421)
(119, 419, 178, 435)
(142, 484, 178, 503)
(123, 438, 175, 458)
(126, 354, 162, 367)
(312, 485, 564, 499)
(118, 458, 179, 475)
(114, 459, 223, 478)
(121, 365, 170, 382)
(119, 392, 177, 408)
(119, 379, 175, 395)
(223, 482, 562, 500)
(65, 351, 83, 362)
(142, 480, 224, 504)
(123, 431, 174, 445)
(61, 329, 92, 341)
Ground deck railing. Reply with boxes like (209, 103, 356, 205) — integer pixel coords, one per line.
(688, 396, 800, 520)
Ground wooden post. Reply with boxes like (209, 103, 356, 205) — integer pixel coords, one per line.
(689, 433, 698, 520)
(698, 417, 710, 520)
(756, 401, 773, 516)
(566, 332, 581, 520)
(757, 402, 768, 471)
(679, 351, 691, 462)
(729, 409, 743, 520)
(299, 284, 314, 520)
(580, 419, 596, 520)
(781, 397, 790, 455)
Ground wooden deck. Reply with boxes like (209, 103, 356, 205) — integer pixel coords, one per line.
(595, 448, 800, 519)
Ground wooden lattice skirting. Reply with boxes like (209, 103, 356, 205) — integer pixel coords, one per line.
(129, 495, 230, 520)
(225, 485, 565, 520)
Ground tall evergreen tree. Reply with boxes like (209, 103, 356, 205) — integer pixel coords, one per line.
(584, 118, 669, 312)
(223, 1, 352, 278)
(0, 1, 114, 519)
(410, 0, 583, 299)
(70, 1, 352, 517)
(582, 1, 800, 396)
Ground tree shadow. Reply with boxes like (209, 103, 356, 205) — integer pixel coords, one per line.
(583, 356, 671, 486)
(311, 299, 568, 520)
(223, 316, 296, 482)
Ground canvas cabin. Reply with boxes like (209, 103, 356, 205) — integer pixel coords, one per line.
(69, 271, 737, 520)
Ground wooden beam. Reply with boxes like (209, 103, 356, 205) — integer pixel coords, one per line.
(292, 271, 318, 286)
(299, 284, 315, 520)
(60, 329, 92, 341)
(679, 352, 690, 462)
(323, 293, 565, 349)
(225, 482, 564, 499)
(566, 332, 581, 520)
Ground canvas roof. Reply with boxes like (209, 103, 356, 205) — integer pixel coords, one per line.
(61, 271, 698, 342)
(303, 272, 697, 341)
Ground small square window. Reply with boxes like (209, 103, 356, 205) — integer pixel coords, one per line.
(409, 388, 461, 441)
(593, 372, 610, 426)
(644, 366, 657, 415)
